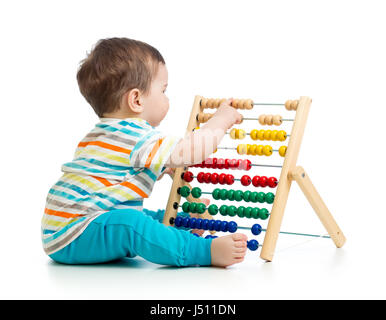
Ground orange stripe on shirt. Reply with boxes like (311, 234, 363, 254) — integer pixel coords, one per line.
(120, 181, 148, 198)
(78, 141, 131, 155)
(145, 138, 164, 168)
(44, 208, 83, 219)
(91, 175, 113, 187)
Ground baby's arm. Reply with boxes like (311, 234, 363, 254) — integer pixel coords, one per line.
(165, 98, 242, 167)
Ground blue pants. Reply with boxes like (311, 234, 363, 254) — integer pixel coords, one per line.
(49, 208, 212, 267)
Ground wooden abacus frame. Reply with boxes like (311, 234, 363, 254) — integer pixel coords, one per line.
(162, 95, 346, 262)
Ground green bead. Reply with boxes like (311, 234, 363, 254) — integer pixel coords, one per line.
(249, 192, 259, 203)
(219, 205, 228, 216)
(243, 191, 251, 202)
(234, 190, 244, 202)
(212, 188, 221, 200)
(182, 202, 190, 213)
(227, 189, 235, 201)
(265, 192, 275, 204)
(251, 207, 260, 219)
(256, 192, 265, 203)
(179, 186, 191, 198)
(259, 208, 270, 220)
(196, 202, 206, 214)
(244, 207, 252, 218)
(208, 204, 218, 215)
(189, 202, 197, 213)
(220, 189, 228, 200)
(227, 205, 237, 217)
(236, 206, 245, 218)
(191, 187, 202, 198)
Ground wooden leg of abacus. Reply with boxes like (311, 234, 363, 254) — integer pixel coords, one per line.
(289, 166, 346, 248)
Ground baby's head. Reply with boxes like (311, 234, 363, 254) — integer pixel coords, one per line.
(77, 37, 169, 126)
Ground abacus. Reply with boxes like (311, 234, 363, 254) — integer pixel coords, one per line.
(162, 96, 346, 262)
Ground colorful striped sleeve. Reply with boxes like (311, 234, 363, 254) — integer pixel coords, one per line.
(129, 130, 181, 177)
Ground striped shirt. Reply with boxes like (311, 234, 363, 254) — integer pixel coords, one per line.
(41, 117, 181, 255)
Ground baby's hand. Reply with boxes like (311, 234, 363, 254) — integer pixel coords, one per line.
(157, 167, 175, 180)
(190, 198, 210, 237)
(214, 98, 243, 128)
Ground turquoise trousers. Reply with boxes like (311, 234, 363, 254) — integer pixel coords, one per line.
(49, 208, 212, 267)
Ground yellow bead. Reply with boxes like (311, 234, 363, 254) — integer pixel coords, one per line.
(250, 129, 258, 140)
(256, 145, 264, 156)
(213, 148, 218, 153)
(237, 144, 247, 155)
(263, 130, 272, 140)
(271, 130, 278, 141)
(230, 128, 237, 139)
(257, 130, 265, 141)
(277, 130, 287, 141)
(263, 145, 273, 156)
(238, 129, 246, 139)
(279, 145, 287, 157)
(246, 144, 252, 155)
(249, 144, 257, 155)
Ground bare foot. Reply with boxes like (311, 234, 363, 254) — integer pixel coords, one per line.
(210, 233, 248, 267)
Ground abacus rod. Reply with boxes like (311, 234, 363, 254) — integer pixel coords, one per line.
(242, 117, 294, 121)
(236, 226, 331, 239)
(217, 147, 281, 152)
(253, 103, 284, 106)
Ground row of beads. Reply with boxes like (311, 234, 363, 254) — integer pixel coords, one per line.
(178, 185, 275, 204)
(191, 158, 252, 171)
(257, 114, 283, 126)
(285, 100, 299, 111)
(230, 129, 287, 141)
(173, 216, 238, 232)
(173, 216, 264, 236)
(212, 188, 275, 204)
(200, 98, 253, 110)
(181, 201, 270, 220)
(182, 171, 278, 188)
(236, 144, 287, 157)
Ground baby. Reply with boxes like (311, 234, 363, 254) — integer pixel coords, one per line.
(41, 37, 247, 268)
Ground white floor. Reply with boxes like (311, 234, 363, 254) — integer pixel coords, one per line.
(1, 219, 383, 300)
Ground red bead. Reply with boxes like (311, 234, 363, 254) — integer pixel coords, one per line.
(183, 171, 194, 182)
(204, 159, 212, 168)
(241, 175, 251, 186)
(243, 159, 252, 171)
(229, 159, 237, 169)
(197, 172, 205, 183)
(217, 158, 225, 169)
(259, 176, 268, 187)
(224, 159, 231, 169)
(225, 174, 234, 185)
(203, 172, 212, 183)
(218, 173, 227, 184)
(236, 159, 243, 170)
(210, 172, 219, 184)
(267, 177, 278, 188)
(252, 176, 260, 187)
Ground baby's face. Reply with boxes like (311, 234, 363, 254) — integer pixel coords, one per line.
(142, 63, 169, 127)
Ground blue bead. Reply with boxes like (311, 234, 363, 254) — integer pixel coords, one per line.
(182, 217, 190, 228)
(195, 218, 203, 230)
(247, 239, 259, 251)
(220, 221, 228, 232)
(205, 235, 212, 239)
(227, 221, 238, 233)
(201, 219, 209, 230)
(208, 220, 216, 231)
(214, 220, 222, 231)
(174, 216, 183, 227)
(189, 217, 197, 229)
(192, 233, 200, 237)
(251, 223, 262, 235)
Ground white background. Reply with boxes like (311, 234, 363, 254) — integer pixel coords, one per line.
(0, 0, 385, 300)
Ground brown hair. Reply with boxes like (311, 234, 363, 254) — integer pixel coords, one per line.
(77, 37, 165, 117)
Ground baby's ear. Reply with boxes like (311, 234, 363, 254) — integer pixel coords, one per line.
(126, 88, 144, 114)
